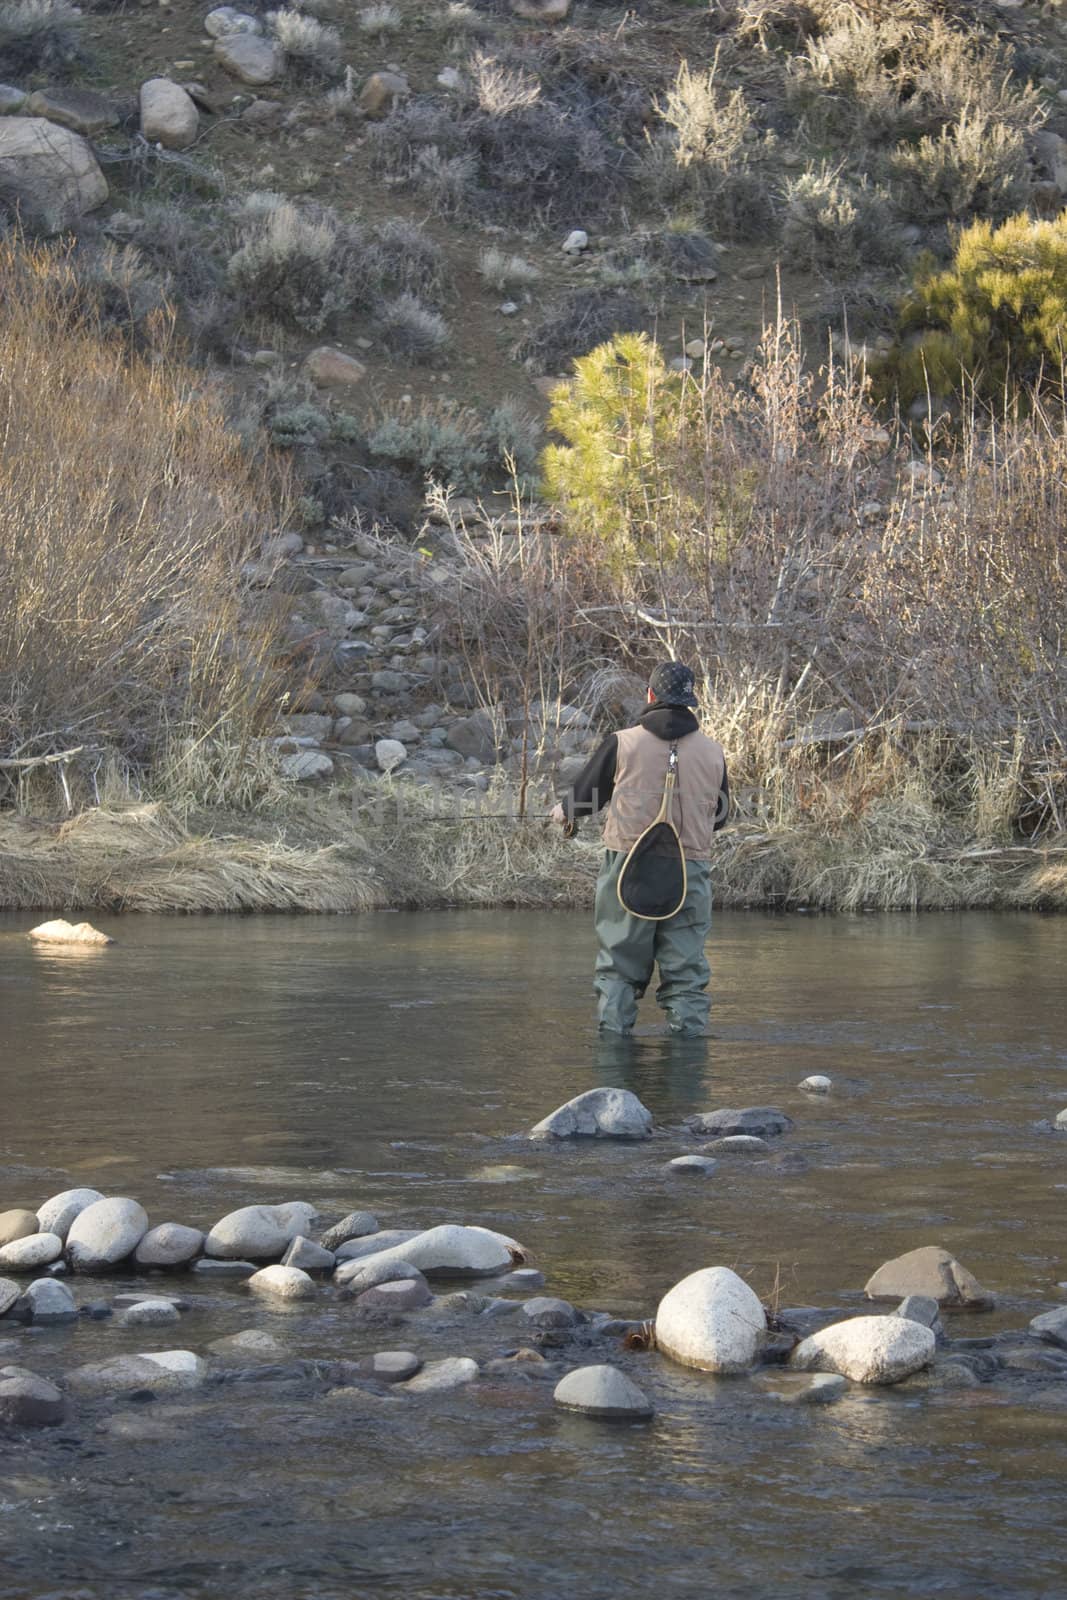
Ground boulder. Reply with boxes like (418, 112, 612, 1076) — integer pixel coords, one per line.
(247, 1264, 316, 1300)
(0, 1209, 38, 1247)
(213, 34, 282, 85)
(208, 1329, 288, 1362)
(864, 1246, 995, 1309)
(140, 78, 199, 150)
(281, 1236, 335, 1272)
(0, 1370, 66, 1427)
(0, 1232, 63, 1271)
(444, 711, 497, 763)
(135, 1222, 204, 1267)
(700, 1136, 770, 1156)
(25, 1278, 77, 1323)
(358, 70, 409, 119)
(336, 1257, 428, 1294)
(400, 1356, 478, 1393)
(798, 1075, 833, 1093)
(348, 1224, 516, 1279)
(360, 1350, 421, 1383)
(204, 1203, 313, 1260)
(67, 1351, 206, 1396)
(25, 87, 118, 137)
(1030, 1306, 1067, 1350)
(685, 1107, 794, 1139)
(0, 1278, 20, 1317)
(553, 1364, 653, 1419)
(27, 917, 112, 945)
(37, 1187, 104, 1240)
(530, 1087, 652, 1141)
(0, 115, 107, 231)
(520, 1296, 577, 1328)
(896, 1294, 941, 1330)
(791, 1315, 935, 1385)
(204, 6, 262, 37)
(119, 1299, 181, 1327)
(655, 1266, 766, 1374)
(67, 1198, 149, 1271)
(353, 1278, 433, 1312)
(319, 1211, 379, 1251)
(304, 346, 367, 389)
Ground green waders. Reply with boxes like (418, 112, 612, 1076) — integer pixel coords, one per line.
(593, 849, 712, 1036)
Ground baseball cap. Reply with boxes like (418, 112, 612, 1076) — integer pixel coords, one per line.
(648, 661, 698, 708)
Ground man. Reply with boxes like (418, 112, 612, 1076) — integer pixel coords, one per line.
(550, 662, 729, 1037)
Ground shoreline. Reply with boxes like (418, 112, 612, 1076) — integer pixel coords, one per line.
(1, 798, 1064, 915)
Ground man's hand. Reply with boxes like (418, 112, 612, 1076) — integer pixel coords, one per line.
(549, 802, 566, 826)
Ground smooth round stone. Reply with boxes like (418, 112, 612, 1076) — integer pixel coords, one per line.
(701, 1136, 771, 1156)
(1030, 1306, 1067, 1349)
(686, 1107, 794, 1139)
(655, 1267, 766, 1374)
(36, 1187, 104, 1240)
(0, 1278, 20, 1317)
(208, 1329, 288, 1362)
(67, 1351, 206, 1395)
(135, 1223, 204, 1267)
(335, 1257, 427, 1294)
(0, 1209, 39, 1248)
(791, 1315, 935, 1385)
(497, 1267, 546, 1291)
(112, 1292, 185, 1311)
(0, 1233, 63, 1271)
(400, 1357, 478, 1394)
(25, 1279, 77, 1323)
(333, 1229, 420, 1263)
(67, 1198, 149, 1271)
(349, 1224, 517, 1279)
(318, 1212, 379, 1252)
(553, 1364, 653, 1419)
(0, 1370, 66, 1427)
(354, 1278, 432, 1312)
(120, 1300, 182, 1327)
(361, 1350, 422, 1383)
(281, 1236, 336, 1272)
(204, 1203, 313, 1261)
(247, 1265, 316, 1300)
(798, 1075, 833, 1093)
(520, 1296, 577, 1328)
(667, 1155, 717, 1175)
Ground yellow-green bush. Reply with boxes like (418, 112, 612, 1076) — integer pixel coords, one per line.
(881, 211, 1067, 406)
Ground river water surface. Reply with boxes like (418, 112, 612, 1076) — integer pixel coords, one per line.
(2, 909, 1066, 1600)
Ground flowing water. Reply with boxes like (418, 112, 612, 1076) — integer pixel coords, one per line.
(1, 909, 1066, 1600)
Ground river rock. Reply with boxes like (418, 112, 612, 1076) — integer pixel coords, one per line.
(0, 1278, 19, 1316)
(798, 1075, 833, 1093)
(896, 1294, 941, 1330)
(213, 34, 282, 84)
(864, 1246, 995, 1309)
(791, 1315, 935, 1384)
(668, 1155, 717, 1175)
(335, 1256, 427, 1293)
(319, 1211, 379, 1251)
(0, 1209, 38, 1247)
(25, 1278, 77, 1323)
(655, 1266, 766, 1374)
(140, 78, 199, 150)
(700, 1136, 770, 1156)
(520, 1296, 577, 1328)
(354, 1278, 433, 1312)
(530, 1087, 653, 1141)
(685, 1107, 794, 1139)
(760, 1372, 847, 1406)
(120, 1299, 181, 1327)
(208, 1329, 288, 1362)
(361, 1350, 421, 1383)
(333, 1228, 420, 1263)
(1030, 1306, 1067, 1349)
(135, 1222, 204, 1267)
(282, 1236, 335, 1272)
(37, 1188, 104, 1240)
(0, 1369, 66, 1427)
(248, 1264, 316, 1300)
(553, 1364, 652, 1418)
(375, 738, 407, 773)
(67, 1198, 148, 1271)
(400, 1357, 478, 1393)
(354, 1224, 517, 1278)
(0, 1232, 63, 1270)
(204, 6, 262, 36)
(67, 1351, 206, 1396)
(27, 917, 112, 945)
(498, 1267, 546, 1291)
(204, 1203, 313, 1260)
(192, 1258, 256, 1278)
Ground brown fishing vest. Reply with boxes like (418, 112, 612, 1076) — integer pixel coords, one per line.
(602, 726, 725, 862)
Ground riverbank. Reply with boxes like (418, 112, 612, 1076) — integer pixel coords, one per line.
(2, 788, 1064, 913)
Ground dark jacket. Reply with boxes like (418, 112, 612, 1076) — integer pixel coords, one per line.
(559, 704, 730, 831)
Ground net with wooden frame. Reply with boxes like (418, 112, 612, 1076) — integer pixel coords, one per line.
(616, 742, 687, 921)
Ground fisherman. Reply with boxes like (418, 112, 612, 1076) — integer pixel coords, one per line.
(550, 662, 729, 1037)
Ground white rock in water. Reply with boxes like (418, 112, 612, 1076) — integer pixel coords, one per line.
(68, 1351, 206, 1395)
(204, 1203, 314, 1260)
(358, 1224, 516, 1278)
(562, 229, 588, 253)
(791, 1315, 935, 1385)
(37, 1187, 104, 1240)
(67, 1198, 149, 1271)
(864, 1245, 995, 1308)
(282, 1236, 335, 1272)
(530, 1087, 652, 1141)
(400, 1357, 479, 1393)
(655, 1266, 766, 1374)
(1054, 1108, 1067, 1130)
(135, 1222, 204, 1267)
(248, 1264, 316, 1300)
(335, 1256, 428, 1293)
(319, 1211, 379, 1251)
(208, 1329, 288, 1362)
(553, 1364, 653, 1418)
(1030, 1306, 1067, 1349)
(333, 1228, 421, 1263)
(0, 1370, 66, 1426)
(120, 1299, 181, 1326)
(25, 1278, 77, 1323)
(799, 1075, 833, 1093)
(28, 918, 112, 945)
(667, 1155, 717, 1175)
(0, 1232, 63, 1270)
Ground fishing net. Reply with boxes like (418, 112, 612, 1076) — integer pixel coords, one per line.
(617, 819, 687, 919)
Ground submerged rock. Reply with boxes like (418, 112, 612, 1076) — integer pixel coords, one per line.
(758, 1372, 847, 1406)
(67, 1351, 206, 1396)
(700, 1136, 770, 1157)
(667, 1155, 717, 1176)
(1030, 1307, 1067, 1349)
(192, 1258, 256, 1278)
(791, 1315, 935, 1385)
(530, 1088, 653, 1141)
(120, 1300, 182, 1327)
(553, 1364, 653, 1419)
(655, 1267, 766, 1374)
(354, 1278, 432, 1312)
(798, 1076, 833, 1094)
(67, 1198, 149, 1271)
(400, 1357, 479, 1393)
(361, 1350, 421, 1383)
(36, 1188, 104, 1240)
(135, 1223, 204, 1267)
(0, 1368, 67, 1427)
(0, 1232, 62, 1270)
(25, 1279, 77, 1323)
(208, 1329, 288, 1363)
(685, 1107, 794, 1139)
(864, 1246, 995, 1309)
(520, 1296, 577, 1328)
(248, 1264, 316, 1300)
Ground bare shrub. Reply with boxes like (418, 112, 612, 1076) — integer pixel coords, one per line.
(377, 292, 450, 362)
(267, 7, 342, 80)
(109, 201, 236, 354)
(782, 162, 902, 273)
(372, 217, 449, 304)
(0, 0, 81, 76)
(515, 288, 649, 374)
(366, 397, 537, 491)
(890, 110, 1029, 223)
(469, 49, 540, 115)
(0, 237, 285, 792)
(477, 246, 540, 291)
(226, 193, 361, 333)
(787, 11, 912, 139)
(358, 2, 400, 36)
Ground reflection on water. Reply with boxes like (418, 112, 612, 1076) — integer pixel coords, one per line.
(2, 909, 1067, 1598)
